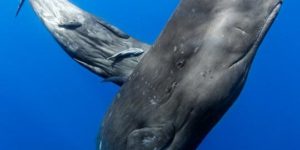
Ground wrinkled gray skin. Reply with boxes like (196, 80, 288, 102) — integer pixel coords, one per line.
(100, 0, 282, 150)
(24, 0, 282, 149)
(28, 0, 151, 85)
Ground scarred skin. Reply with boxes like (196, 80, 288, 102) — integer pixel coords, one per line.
(28, 0, 151, 85)
(100, 0, 282, 149)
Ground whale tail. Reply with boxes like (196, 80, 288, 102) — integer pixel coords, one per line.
(16, 0, 25, 17)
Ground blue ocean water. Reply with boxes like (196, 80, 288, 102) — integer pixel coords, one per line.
(0, 0, 298, 150)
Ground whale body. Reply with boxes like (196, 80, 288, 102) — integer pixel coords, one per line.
(28, 0, 151, 85)
(100, 0, 282, 149)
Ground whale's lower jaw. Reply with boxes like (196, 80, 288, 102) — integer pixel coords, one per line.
(100, 0, 282, 149)
(29, 0, 151, 84)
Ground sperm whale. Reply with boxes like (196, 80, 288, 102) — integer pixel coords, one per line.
(19, 0, 283, 149)
(100, 0, 283, 149)
(27, 0, 151, 85)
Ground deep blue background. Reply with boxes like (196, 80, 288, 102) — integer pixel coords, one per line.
(0, 0, 298, 150)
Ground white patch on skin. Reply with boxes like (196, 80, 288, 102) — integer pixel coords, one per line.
(99, 140, 102, 150)
(173, 46, 178, 52)
(150, 99, 157, 105)
(142, 136, 157, 145)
